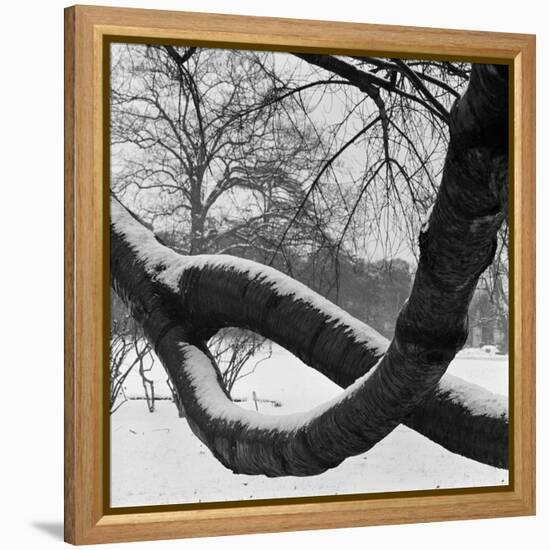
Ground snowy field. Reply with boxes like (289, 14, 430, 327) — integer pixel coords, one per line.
(110, 345, 508, 508)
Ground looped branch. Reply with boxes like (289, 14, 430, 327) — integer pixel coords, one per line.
(110, 63, 509, 476)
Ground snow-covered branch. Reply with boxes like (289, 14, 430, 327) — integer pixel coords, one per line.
(110, 63, 509, 475)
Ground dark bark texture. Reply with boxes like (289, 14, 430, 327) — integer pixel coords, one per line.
(110, 63, 509, 475)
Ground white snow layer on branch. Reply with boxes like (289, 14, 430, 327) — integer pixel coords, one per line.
(181, 343, 379, 432)
(112, 200, 388, 353)
(440, 374, 508, 419)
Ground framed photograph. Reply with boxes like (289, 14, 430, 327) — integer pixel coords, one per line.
(64, 4, 536, 545)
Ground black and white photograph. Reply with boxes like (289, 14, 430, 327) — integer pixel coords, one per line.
(108, 41, 509, 508)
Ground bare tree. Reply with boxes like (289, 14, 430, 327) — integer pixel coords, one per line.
(208, 329, 273, 397)
(111, 45, 326, 260)
(109, 312, 154, 414)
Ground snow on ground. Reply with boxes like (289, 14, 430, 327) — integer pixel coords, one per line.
(110, 344, 509, 508)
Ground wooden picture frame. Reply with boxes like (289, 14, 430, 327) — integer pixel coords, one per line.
(64, 4, 536, 545)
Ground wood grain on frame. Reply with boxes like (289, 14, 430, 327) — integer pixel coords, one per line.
(64, 4, 535, 545)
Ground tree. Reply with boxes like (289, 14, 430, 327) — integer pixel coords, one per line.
(110, 61, 509, 475)
(111, 45, 327, 260)
(109, 295, 155, 414)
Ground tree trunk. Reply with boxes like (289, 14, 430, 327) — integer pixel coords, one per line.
(189, 176, 206, 254)
(110, 63, 508, 475)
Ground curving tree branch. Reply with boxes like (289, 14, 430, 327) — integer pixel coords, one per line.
(110, 63, 508, 475)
